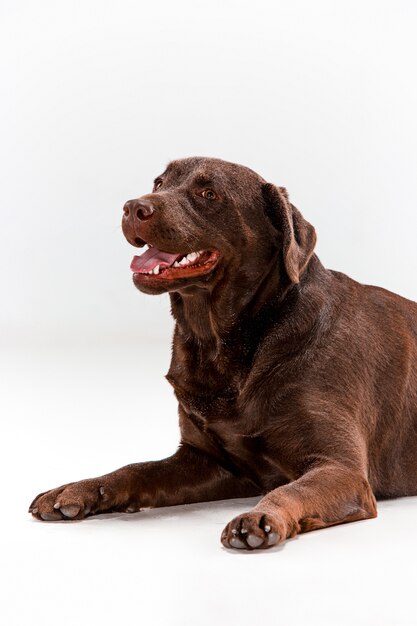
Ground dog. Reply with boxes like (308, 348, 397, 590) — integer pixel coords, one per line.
(29, 157, 417, 550)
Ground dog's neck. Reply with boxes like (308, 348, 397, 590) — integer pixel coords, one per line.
(169, 254, 329, 363)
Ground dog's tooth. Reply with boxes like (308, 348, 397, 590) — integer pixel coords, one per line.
(154, 265, 160, 274)
(179, 257, 188, 265)
(173, 261, 180, 267)
(187, 252, 198, 262)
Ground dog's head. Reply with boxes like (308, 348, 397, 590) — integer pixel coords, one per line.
(122, 157, 316, 296)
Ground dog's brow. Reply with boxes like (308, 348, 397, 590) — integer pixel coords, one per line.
(154, 170, 167, 181)
(193, 174, 214, 187)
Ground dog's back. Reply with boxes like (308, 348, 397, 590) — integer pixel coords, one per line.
(355, 280, 417, 498)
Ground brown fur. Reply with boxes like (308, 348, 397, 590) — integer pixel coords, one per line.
(29, 157, 417, 550)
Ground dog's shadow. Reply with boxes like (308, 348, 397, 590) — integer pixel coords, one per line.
(91, 496, 261, 523)
(86, 497, 289, 554)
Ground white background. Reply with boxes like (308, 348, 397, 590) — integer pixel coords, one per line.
(1, 1, 417, 625)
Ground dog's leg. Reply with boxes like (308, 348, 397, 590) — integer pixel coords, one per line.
(29, 444, 259, 521)
(221, 462, 377, 550)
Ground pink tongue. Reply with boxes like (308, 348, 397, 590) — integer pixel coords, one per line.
(130, 246, 181, 273)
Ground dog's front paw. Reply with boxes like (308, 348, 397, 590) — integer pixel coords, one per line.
(28, 478, 125, 521)
(221, 510, 286, 550)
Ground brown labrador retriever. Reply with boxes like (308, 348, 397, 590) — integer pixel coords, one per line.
(29, 157, 417, 550)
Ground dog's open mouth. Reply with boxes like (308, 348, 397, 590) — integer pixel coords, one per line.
(130, 245, 220, 280)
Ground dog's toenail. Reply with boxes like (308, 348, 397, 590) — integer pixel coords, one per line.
(99, 486, 110, 501)
(126, 506, 136, 513)
(53, 502, 61, 509)
(240, 528, 248, 534)
(32, 507, 38, 514)
(264, 524, 271, 533)
(247, 534, 263, 548)
(231, 528, 238, 535)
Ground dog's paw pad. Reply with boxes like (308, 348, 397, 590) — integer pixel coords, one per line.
(246, 534, 263, 548)
(229, 536, 247, 549)
(29, 478, 121, 522)
(221, 511, 282, 551)
(40, 511, 62, 521)
(60, 505, 81, 518)
(267, 531, 278, 546)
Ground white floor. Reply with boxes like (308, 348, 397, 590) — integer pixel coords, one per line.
(1, 339, 416, 626)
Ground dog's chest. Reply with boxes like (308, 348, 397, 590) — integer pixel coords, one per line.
(166, 351, 245, 433)
(167, 359, 259, 453)
(166, 360, 291, 488)
(166, 372, 240, 423)
(168, 376, 288, 487)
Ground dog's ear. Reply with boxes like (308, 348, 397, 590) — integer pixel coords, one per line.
(262, 183, 317, 284)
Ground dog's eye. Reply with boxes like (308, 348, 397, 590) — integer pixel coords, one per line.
(154, 179, 163, 191)
(201, 189, 216, 200)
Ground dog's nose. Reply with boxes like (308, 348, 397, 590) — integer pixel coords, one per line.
(123, 198, 155, 221)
